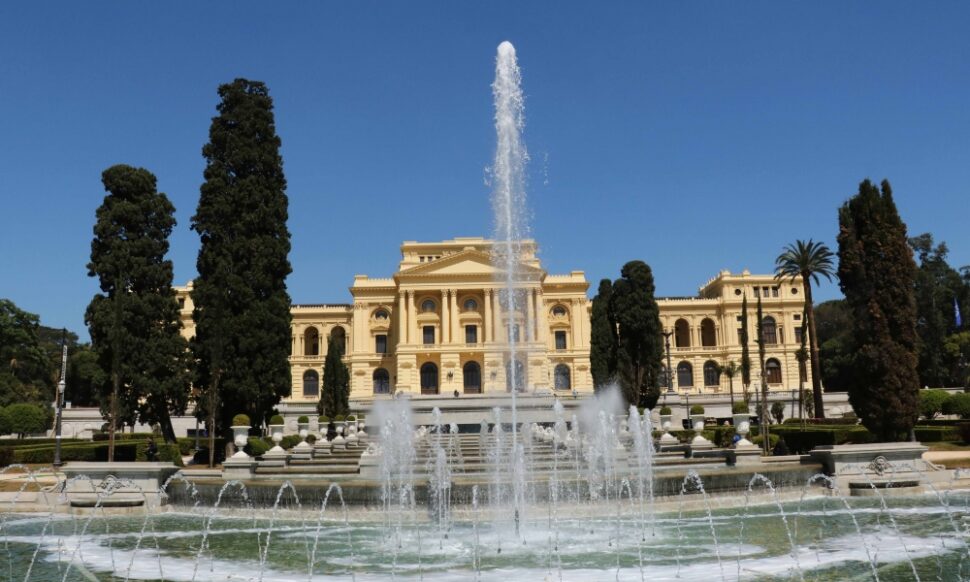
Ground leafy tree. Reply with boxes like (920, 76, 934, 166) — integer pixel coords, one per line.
(775, 239, 835, 418)
(837, 179, 920, 441)
(65, 344, 106, 407)
(814, 299, 855, 391)
(6, 402, 51, 438)
(609, 261, 664, 409)
(770, 401, 786, 425)
(0, 407, 9, 435)
(740, 294, 751, 399)
(943, 392, 970, 419)
(589, 279, 617, 390)
(0, 299, 52, 406)
(908, 233, 969, 387)
(918, 389, 950, 420)
(319, 338, 349, 417)
(943, 331, 970, 388)
(86, 164, 190, 458)
(191, 79, 293, 466)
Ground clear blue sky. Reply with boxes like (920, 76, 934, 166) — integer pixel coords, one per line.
(2, 2, 969, 340)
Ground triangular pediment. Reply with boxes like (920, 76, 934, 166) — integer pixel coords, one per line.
(397, 249, 544, 279)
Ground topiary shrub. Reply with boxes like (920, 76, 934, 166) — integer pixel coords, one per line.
(246, 437, 270, 457)
(347, 415, 356, 421)
(943, 393, 970, 419)
(732, 402, 750, 414)
(689, 405, 704, 415)
(232, 414, 251, 426)
(318, 415, 330, 423)
(919, 389, 951, 420)
(269, 415, 284, 425)
(334, 415, 345, 422)
(659, 406, 672, 415)
(297, 415, 309, 424)
(306, 434, 317, 444)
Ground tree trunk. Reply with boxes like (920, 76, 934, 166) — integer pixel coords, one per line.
(728, 376, 735, 412)
(803, 277, 826, 419)
(159, 408, 177, 444)
(108, 372, 119, 462)
(208, 371, 221, 468)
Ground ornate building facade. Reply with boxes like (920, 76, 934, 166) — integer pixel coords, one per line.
(174, 239, 809, 404)
(656, 270, 811, 395)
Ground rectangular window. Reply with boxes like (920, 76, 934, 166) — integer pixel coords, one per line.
(738, 329, 746, 343)
(423, 326, 435, 345)
(753, 287, 760, 297)
(375, 334, 387, 354)
(465, 325, 477, 344)
(793, 313, 801, 321)
(555, 330, 567, 350)
(771, 287, 779, 297)
(794, 326, 803, 344)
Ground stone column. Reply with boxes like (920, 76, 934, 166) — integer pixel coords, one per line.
(526, 287, 536, 342)
(493, 289, 503, 343)
(441, 289, 450, 344)
(408, 290, 417, 345)
(484, 288, 493, 343)
(398, 292, 407, 345)
(570, 298, 580, 347)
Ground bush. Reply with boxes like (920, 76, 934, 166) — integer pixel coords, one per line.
(689, 405, 704, 415)
(335, 415, 345, 422)
(659, 406, 672, 415)
(6, 403, 51, 437)
(710, 426, 737, 448)
(269, 414, 284, 425)
(12, 442, 141, 464)
(919, 389, 951, 420)
(176, 437, 225, 456)
(0, 407, 10, 435)
(913, 426, 959, 442)
(943, 393, 970, 419)
(232, 414, 251, 426)
(782, 417, 859, 425)
(770, 402, 786, 424)
(306, 434, 317, 444)
(193, 446, 225, 465)
(275, 435, 302, 450)
(958, 423, 970, 444)
(751, 434, 780, 449)
(318, 415, 329, 423)
(245, 437, 270, 457)
(92, 432, 155, 441)
(0, 448, 13, 467)
(297, 415, 309, 424)
(732, 402, 749, 414)
(347, 415, 356, 421)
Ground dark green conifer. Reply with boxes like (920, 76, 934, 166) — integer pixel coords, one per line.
(191, 79, 293, 465)
(589, 279, 617, 390)
(837, 179, 920, 440)
(85, 165, 189, 459)
(319, 338, 349, 417)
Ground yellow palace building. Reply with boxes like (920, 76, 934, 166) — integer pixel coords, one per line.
(175, 237, 810, 404)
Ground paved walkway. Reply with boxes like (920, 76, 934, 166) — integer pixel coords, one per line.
(924, 451, 970, 462)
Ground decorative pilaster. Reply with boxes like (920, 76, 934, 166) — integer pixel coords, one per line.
(484, 289, 493, 343)
(570, 298, 580, 347)
(492, 288, 503, 344)
(407, 290, 417, 346)
(441, 289, 451, 344)
(398, 292, 407, 344)
(535, 288, 547, 344)
(526, 287, 536, 342)
(450, 289, 459, 344)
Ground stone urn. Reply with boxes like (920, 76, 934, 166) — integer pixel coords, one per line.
(231, 425, 251, 459)
(356, 420, 367, 442)
(733, 413, 754, 447)
(269, 424, 285, 453)
(691, 414, 705, 432)
(331, 423, 346, 451)
(298, 421, 309, 441)
(690, 414, 712, 448)
(658, 414, 678, 446)
(345, 422, 359, 448)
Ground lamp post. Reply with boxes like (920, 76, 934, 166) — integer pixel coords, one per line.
(662, 329, 674, 393)
(53, 329, 68, 469)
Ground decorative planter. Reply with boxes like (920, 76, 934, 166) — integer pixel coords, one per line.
(231, 425, 251, 459)
(690, 414, 706, 432)
(331, 423, 347, 451)
(690, 414, 712, 448)
(733, 413, 754, 447)
(658, 414, 678, 446)
(269, 424, 285, 453)
(295, 422, 311, 451)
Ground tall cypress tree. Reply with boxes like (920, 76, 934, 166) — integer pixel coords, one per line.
(837, 179, 920, 441)
(755, 293, 770, 453)
(318, 338, 349, 417)
(86, 165, 189, 459)
(191, 79, 293, 464)
(740, 293, 751, 401)
(609, 261, 664, 409)
(589, 279, 618, 390)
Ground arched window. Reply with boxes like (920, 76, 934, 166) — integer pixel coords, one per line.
(700, 318, 716, 347)
(420, 362, 438, 394)
(303, 370, 319, 397)
(304, 327, 319, 356)
(463, 298, 478, 311)
(554, 364, 571, 391)
(659, 365, 670, 391)
(703, 360, 720, 387)
(329, 326, 347, 354)
(374, 309, 389, 320)
(551, 305, 568, 317)
(677, 361, 694, 388)
(373, 368, 390, 394)
(761, 316, 777, 345)
(765, 358, 783, 384)
(463, 361, 481, 394)
(421, 299, 436, 313)
(675, 319, 691, 348)
(505, 359, 526, 392)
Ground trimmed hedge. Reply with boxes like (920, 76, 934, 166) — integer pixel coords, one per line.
(92, 432, 156, 442)
(782, 417, 860, 426)
(6, 441, 183, 467)
(176, 437, 226, 456)
(269, 415, 284, 425)
(0, 438, 84, 449)
(246, 437, 270, 457)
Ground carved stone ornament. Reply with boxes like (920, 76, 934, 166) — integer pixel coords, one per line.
(868, 455, 892, 476)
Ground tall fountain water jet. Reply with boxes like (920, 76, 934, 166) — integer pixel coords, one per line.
(491, 39, 530, 536)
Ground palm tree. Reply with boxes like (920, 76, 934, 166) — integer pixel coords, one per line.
(775, 239, 835, 419)
(723, 361, 739, 411)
